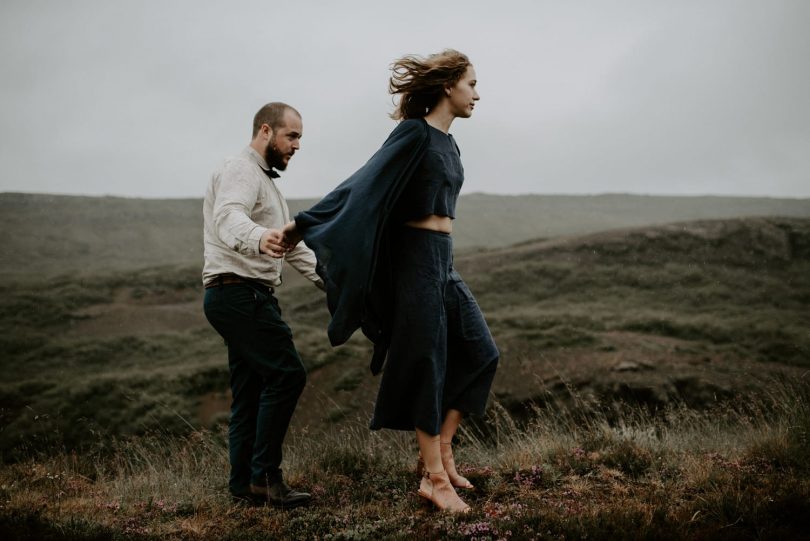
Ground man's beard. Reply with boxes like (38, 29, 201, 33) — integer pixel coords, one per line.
(265, 137, 289, 171)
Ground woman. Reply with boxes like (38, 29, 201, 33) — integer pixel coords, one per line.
(282, 50, 499, 513)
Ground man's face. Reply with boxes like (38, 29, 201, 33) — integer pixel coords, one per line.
(265, 110, 302, 171)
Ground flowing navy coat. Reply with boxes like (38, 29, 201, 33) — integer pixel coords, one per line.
(293, 119, 430, 374)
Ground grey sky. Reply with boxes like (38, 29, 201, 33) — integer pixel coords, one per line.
(1, 0, 808, 199)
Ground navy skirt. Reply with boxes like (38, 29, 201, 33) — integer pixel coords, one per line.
(369, 227, 499, 435)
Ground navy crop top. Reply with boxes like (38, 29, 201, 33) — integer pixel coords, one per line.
(394, 122, 464, 222)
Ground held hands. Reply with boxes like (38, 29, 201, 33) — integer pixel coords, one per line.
(259, 222, 303, 258)
(282, 221, 303, 248)
(259, 229, 288, 258)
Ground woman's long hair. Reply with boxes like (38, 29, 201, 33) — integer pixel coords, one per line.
(389, 49, 471, 120)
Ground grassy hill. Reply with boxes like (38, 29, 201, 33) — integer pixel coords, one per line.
(2, 192, 809, 276)
(0, 215, 808, 539)
(1, 216, 807, 457)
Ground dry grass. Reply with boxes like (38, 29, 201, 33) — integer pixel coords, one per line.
(1, 380, 808, 540)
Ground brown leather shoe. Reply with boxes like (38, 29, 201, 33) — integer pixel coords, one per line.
(250, 478, 311, 509)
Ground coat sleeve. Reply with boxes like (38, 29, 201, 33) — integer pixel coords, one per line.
(294, 119, 429, 348)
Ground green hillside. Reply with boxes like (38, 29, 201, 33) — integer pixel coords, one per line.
(1, 216, 807, 460)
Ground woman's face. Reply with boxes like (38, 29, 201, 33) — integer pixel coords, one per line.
(447, 66, 479, 118)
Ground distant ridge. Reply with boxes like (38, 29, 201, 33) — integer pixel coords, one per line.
(1, 192, 808, 276)
(458, 216, 810, 275)
(452, 193, 810, 248)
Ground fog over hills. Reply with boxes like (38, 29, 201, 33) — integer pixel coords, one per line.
(1, 192, 809, 277)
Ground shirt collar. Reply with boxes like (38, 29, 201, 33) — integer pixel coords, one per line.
(244, 146, 280, 179)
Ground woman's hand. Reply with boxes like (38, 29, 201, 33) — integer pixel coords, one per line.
(282, 221, 303, 249)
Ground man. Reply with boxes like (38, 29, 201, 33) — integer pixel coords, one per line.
(202, 102, 323, 508)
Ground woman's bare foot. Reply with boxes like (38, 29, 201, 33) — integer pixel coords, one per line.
(440, 442, 474, 489)
(417, 470, 470, 513)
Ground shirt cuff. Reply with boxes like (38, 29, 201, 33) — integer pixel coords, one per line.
(250, 226, 269, 255)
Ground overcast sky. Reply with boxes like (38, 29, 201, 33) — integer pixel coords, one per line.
(1, 0, 808, 199)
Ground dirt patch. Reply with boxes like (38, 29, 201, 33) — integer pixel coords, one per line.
(68, 300, 207, 338)
(198, 391, 231, 427)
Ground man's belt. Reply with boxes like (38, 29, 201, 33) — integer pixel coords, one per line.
(204, 273, 271, 291)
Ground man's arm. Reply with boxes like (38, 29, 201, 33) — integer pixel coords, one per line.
(212, 160, 286, 257)
(212, 161, 267, 255)
(285, 241, 325, 290)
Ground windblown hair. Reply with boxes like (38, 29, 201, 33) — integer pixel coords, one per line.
(389, 49, 471, 120)
(252, 102, 300, 138)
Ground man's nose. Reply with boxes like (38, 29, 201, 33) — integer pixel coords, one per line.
(292, 139, 300, 150)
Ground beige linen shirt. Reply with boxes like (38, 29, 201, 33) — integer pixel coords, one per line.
(202, 146, 323, 289)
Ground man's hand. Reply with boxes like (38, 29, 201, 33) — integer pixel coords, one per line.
(259, 228, 289, 258)
(282, 221, 303, 249)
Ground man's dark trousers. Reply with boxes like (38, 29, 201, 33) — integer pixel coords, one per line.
(203, 281, 306, 496)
